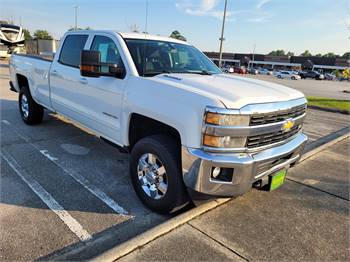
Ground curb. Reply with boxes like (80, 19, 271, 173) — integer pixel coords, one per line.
(308, 105, 350, 115)
(300, 131, 349, 162)
(92, 131, 350, 262)
(91, 198, 230, 262)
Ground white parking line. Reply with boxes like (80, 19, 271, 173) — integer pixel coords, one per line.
(9, 124, 130, 216)
(40, 150, 58, 161)
(1, 120, 10, 125)
(39, 149, 129, 216)
(1, 152, 92, 242)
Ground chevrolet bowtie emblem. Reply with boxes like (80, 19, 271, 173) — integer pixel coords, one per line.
(282, 119, 294, 132)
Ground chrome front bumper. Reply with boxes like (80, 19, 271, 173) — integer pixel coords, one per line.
(181, 133, 308, 197)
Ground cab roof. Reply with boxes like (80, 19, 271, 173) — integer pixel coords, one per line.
(118, 32, 190, 45)
(65, 30, 190, 45)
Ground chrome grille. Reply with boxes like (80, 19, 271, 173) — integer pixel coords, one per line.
(246, 125, 301, 148)
(250, 104, 306, 126)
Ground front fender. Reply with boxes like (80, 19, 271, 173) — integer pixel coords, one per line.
(122, 76, 222, 148)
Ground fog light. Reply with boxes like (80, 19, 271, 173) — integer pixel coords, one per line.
(212, 167, 221, 178)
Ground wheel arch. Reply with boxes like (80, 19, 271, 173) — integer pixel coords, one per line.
(128, 113, 182, 151)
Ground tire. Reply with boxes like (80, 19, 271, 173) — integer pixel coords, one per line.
(291, 76, 296, 80)
(277, 75, 282, 79)
(19, 86, 44, 125)
(130, 135, 190, 214)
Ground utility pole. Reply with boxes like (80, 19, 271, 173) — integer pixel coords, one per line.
(252, 43, 256, 68)
(218, 0, 228, 68)
(144, 0, 149, 34)
(74, 5, 79, 30)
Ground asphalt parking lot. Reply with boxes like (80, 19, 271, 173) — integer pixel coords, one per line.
(0, 60, 349, 260)
(244, 73, 350, 100)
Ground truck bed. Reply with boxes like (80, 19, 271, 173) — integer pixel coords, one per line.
(9, 53, 53, 107)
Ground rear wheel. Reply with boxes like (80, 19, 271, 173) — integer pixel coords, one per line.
(291, 76, 296, 80)
(130, 135, 190, 214)
(19, 86, 44, 125)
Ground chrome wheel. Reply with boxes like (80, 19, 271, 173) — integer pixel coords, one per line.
(137, 153, 168, 200)
(21, 94, 29, 118)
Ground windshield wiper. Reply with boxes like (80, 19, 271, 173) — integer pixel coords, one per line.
(143, 70, 213, 77)
(142, 70, 171, 77)
(183, 70, 213, 75)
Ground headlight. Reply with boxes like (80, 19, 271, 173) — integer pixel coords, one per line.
(203, 135, 246, 148)
(205, 112, 250, 126)
(203, 109, 250, 149)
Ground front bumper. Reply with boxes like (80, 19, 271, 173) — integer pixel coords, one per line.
(182, 133, 307, 197)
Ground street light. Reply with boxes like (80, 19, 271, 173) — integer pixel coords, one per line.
(218, 0, 228, 68)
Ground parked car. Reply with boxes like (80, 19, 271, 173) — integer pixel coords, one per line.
(247, 67, 258, 74)
(234, 66, 247, 74)
(276, 71, 301, 80)
(299, 71, 324, 80)
(258, 68, 272, 75)
(9, 30, 308, 214)
(324, 73, 336, 81)
(221, 65, 234, 73)
(272, 70, 280, 76)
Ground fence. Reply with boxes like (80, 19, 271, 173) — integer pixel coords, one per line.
(25, 39, 60, 55)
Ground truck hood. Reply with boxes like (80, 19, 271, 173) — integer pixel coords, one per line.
(151, 73, 305, 109)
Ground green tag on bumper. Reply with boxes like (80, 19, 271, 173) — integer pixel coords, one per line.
(269, 169, 286, 191)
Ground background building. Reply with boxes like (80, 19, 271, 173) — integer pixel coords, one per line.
(204, 52, 350, 72)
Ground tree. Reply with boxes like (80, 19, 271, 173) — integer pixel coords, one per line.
(300, 50, 312, 57)
(315, 53, 322, 57)
(322, 52, 337, 58)
(169, 30, 187, 41)
(33, 30, 53, 40)
(22, 29, 32, 40)
(68, 26, 93, 31)
(286, 51, 294, 56)
(268, 50, 285, 56)
(342, 52, 350, 58)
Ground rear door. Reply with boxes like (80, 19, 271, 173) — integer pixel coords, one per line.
(49, 33, 90, 122)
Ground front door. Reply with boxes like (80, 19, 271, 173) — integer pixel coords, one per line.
(78, 34, 127, 143)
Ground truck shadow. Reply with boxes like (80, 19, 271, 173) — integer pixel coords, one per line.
(1, 98, 149, 216)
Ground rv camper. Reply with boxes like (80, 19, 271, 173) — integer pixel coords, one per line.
(0, 23, 25, 58)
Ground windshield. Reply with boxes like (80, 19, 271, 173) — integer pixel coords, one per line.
(125, 39, 222, 77)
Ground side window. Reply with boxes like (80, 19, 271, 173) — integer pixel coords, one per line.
(90, 36, 124, 73)
(59, 35, 88, 67)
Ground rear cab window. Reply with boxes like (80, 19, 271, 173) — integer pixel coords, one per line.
(58, 34, 88, 68)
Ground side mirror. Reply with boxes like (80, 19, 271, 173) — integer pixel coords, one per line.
(108, 64, 126, 79)
(80, 50, 101, 77)
(80, 50, 126, 79)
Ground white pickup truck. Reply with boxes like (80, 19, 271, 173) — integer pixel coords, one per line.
(9, 30, 308, 214)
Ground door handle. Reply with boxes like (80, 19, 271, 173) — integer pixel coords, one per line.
(51, 70, 59, 76)
(79, 78, 88, 85)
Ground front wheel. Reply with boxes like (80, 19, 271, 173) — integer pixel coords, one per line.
(277, 75, 282, 79)
(130, 135, 190, 214)
(291, 76, 296, 80)
(19, 86, 44, 125)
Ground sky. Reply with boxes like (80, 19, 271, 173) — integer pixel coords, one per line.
(1, 0, 349, 55)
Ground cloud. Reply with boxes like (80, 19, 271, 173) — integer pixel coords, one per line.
(247, 17, 267, 23)
(256, 0, 272, 9)
(175, 0, 232, 20)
